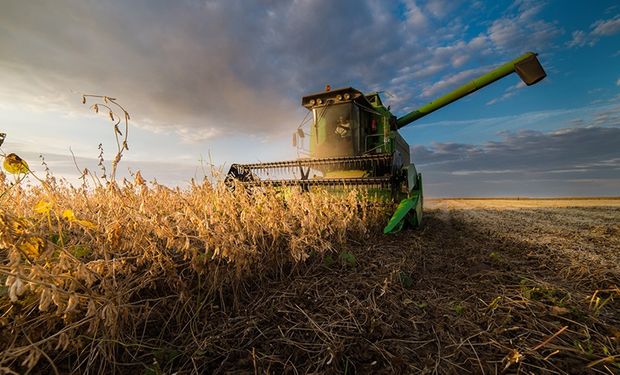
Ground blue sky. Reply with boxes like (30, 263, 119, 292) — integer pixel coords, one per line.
(0, 0, 619, 196)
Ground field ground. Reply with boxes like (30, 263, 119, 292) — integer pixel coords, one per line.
(2, 197, 619, 374)
(427, 197, 620, 208)
(198, 198, 619, 374)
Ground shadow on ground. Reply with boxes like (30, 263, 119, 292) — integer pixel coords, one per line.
(168, 208, 619, 374)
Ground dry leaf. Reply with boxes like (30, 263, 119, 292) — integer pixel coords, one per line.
(3, 153, 29, 174)
(502, 349, 523, 371)
(18, 236, 44, 258)
(75, 219, 97, 230)
(550, 306, 570, 315)
(62, 209, 96, 229)
(135, 171, 146, 186)
(62, 209, 76, 221)
(33, 200, 52, 214)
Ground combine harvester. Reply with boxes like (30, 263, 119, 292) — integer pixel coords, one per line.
(226, 52, 546, 233)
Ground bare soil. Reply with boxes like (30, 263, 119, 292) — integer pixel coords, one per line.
(190, 199, 619, 374)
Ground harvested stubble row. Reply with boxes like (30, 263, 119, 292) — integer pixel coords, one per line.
(0, 174, 388, 374)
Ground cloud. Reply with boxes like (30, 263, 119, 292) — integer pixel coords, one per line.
(386, 0, 561, 112)
(568, 14, 620, 48)
(421, 68, 487, 98)
(424, 0, 458, 19)
(391, 63, 447, 85)
(0, 0, 304, 139)
(402, 0, 430, 32)
(486, 81, 526, 105)
(411, 126, 620, 196)
(415, 126, 620, 171)
(487, 0, 562, 53)
(567, 30, 589, 48)
(408, 99, 620, 197)
(0, 0, 404, 139)
(591, 15, 620, 36)
(0, 0, 565, 142)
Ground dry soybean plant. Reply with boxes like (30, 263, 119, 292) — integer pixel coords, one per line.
(0, 98, 389, 374)
(81, 94, 130, 182)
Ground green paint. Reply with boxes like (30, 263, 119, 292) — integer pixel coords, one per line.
(384, 174, 423, 234)
(384, 193, 420, 234)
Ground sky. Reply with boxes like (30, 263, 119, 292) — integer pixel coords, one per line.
(0, 0, 619, 197)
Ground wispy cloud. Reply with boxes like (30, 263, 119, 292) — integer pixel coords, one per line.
(387, 0, 562, 111)
(567, 30, 590, 48)
(592, 15, 620, 35)
(567, 14, 620, 47)
(421, 68, 487, 98)
(486, 81, 526, 105)
(487, 0, 562, 53)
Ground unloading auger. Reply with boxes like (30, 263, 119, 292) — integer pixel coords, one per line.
(226, 52, 546, 233)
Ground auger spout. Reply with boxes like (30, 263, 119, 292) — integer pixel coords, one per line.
(396, 52, 546, 129)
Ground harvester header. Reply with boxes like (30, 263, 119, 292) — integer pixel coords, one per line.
(226, 52, 546, 233)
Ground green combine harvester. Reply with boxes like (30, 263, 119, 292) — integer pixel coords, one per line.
(226, 52, 546, 233)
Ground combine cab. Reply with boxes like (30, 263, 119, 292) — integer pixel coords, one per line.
(227, 52, 546, 233)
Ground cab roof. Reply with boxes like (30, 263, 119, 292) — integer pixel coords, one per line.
(301, 87, 375, 110)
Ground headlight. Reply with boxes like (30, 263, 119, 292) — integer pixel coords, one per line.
(336, 94, 343, 101)
(317, 98, 323, 105)
(344, 93, 351, 100)
(309, 99, 315, 105)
